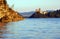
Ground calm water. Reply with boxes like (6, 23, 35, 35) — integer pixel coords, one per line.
(1, 18, 60, 39)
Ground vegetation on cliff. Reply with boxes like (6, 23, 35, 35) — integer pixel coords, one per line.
(0, 0, 24, 26)
(30, 9, 60, 18)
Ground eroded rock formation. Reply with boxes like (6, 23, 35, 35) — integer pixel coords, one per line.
(0, 0, 24, 38)
(0, 0, 24, 23)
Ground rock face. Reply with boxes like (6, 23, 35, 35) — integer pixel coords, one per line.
(0, 0, 24, 23)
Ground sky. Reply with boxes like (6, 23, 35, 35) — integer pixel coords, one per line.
(6, 0, 60, 12)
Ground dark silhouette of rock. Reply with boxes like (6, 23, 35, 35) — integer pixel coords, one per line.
(30, 8, 48, 18)
(30, 12, 48, 18)
(30, 9, 60, 18)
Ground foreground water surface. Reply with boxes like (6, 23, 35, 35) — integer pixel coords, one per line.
(1, 18, 60, 39)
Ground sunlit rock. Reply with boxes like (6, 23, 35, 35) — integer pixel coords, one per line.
(0, 0, 24, 23)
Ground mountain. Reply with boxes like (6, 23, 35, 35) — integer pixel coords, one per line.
(20, 11, 35, 18)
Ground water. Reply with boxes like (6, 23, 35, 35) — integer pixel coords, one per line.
(1, 18, 60, 39)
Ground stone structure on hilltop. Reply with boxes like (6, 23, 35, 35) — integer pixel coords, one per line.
(30, 8, 48, 18)
(0, 0, 24, 23)
(35, 8, 41, 13)
(35, 8, 47, 14)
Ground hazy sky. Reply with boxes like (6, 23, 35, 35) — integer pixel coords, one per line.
(6, 0, 60, 12)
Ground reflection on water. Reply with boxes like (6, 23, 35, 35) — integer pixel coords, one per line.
(0, 18, 60, 39)
(0, 25, 6, 39)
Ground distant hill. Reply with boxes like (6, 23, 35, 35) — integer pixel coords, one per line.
(20, 11, 35, 18)
(30, 12, 48, 18)
(18, 9, 60, 18)
(30, 10, 60, 18)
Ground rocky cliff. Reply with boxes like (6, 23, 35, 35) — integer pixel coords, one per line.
(0, 0, 24, 23)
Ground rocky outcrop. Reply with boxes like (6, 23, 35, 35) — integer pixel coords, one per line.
(0, 0, 24, 23)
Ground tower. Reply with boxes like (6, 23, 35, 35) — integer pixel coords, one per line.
(35, 8, 41, 13)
